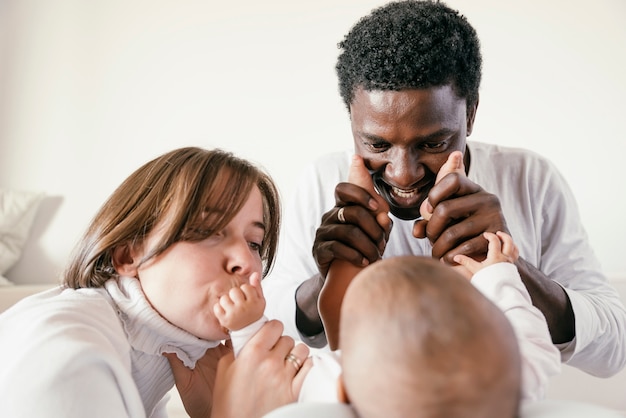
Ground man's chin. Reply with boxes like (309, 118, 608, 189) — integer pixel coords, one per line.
(389, 204, 422, 221)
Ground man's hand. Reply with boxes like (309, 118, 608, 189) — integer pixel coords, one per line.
(413, 151, 509, 264)
(313, 155, 391, 278)
(319, 155, 391, 350)
(419, 151, 465, 221)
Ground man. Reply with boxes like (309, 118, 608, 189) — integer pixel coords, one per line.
(263, 0, 626, 377)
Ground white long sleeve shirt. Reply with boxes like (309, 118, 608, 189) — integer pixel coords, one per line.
(472, 262, 561, 400)
(263, 141, 626, 377)
(0, 276, 218, 418)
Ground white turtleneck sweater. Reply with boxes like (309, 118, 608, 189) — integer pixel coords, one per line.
(0, 276, 219, 418)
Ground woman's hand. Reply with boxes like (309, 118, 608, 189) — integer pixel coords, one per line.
(165, 342, 233, 418)
(211, 320, 312, 418)
(166, 320, 312, 418)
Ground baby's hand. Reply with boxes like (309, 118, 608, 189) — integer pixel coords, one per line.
(451, 231, 519, 280)
(214, 272, 266, 332)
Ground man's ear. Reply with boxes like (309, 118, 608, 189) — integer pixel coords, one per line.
(337, 373, 350, 404)
(466, 95, 479, 136)
(112, 244, 139, 277)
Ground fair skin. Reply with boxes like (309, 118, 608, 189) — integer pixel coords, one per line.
(117, 186, 266, 341)
(114, 186, 311, 418)
(211, 321, 312, 418)
(167, 320, 312, 418)
(338, 253, 521, 418)
(337, 232, 522, 417)
(453, 231, 520, 280)
(209, 273, 312, 418)
(215, 272, 266, 332)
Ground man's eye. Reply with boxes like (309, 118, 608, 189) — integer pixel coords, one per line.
(421, 142, 446, 150)
(364, 141, 390, 152)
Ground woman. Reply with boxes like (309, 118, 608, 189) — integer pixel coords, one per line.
(0, 147, 311, 418)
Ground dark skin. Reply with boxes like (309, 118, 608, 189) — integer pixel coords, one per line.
(297, 85, 574, 344)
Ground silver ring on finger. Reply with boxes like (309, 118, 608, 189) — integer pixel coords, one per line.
(337, 207, 346, 224)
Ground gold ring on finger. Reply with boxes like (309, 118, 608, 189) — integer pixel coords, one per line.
(285, 353, 302, 371)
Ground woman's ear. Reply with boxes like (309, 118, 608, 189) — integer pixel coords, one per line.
(112, 244, 139, 277)
(337, 373, 350, 404)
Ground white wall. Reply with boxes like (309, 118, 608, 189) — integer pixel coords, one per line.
(1, 0, 625, 284)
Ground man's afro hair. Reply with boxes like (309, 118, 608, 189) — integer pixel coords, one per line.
(336, 0, 482, 110)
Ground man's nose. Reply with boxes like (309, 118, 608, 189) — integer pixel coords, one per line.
(385, 149, 422, 187)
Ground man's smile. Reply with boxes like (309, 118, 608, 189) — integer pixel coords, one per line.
(371, 171, 431, 220)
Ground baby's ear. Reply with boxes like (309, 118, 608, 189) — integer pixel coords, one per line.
(112, 244, 140, 277)
(337, 374, 350, 404)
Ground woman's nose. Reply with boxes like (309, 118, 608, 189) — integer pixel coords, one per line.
(225, 239, 254, 275)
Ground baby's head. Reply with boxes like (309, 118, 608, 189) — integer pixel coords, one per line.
(338, 256, 521, 418)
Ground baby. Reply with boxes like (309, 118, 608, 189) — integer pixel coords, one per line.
(339, 254, 523, 418)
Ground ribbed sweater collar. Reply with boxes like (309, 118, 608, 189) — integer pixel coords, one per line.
(105, 276, 220, 415)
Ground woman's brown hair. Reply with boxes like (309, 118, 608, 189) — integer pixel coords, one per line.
(63, 147, 280, 289)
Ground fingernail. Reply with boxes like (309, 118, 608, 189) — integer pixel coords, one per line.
(425, 200, 433, 213)
(368, 198, 378, 211)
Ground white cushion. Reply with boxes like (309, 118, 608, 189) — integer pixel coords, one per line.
(0, 188, 44, 282)
(0, 284, 56, 312)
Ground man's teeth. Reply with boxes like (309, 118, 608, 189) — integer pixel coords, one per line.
(392, 186, 418, 198)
